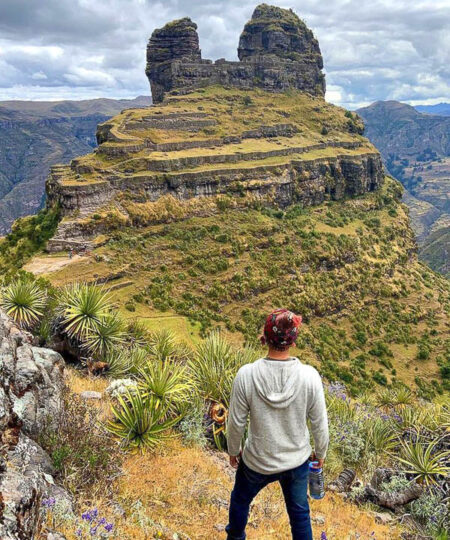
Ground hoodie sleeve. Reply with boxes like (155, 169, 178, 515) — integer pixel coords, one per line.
(227, 368, 249, 456)
(307, 369, 329, 459)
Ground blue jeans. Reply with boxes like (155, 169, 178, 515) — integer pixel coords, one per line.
(226, 458, 313, 540)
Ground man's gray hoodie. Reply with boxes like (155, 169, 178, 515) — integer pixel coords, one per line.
(227, 357, 329, 474)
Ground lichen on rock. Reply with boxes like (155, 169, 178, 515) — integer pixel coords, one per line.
(0, 309, 72, 539)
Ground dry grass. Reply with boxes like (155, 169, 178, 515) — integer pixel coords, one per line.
(55, 370, 404, 539)
(64, 440, 400, 539)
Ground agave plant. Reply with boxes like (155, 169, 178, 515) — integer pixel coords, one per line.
(126, 319, 151, 349)
(60, 283, 113, 340)
(327, 394, 357, 423)
(0, 280, 46, 328)
(128, 346, 149, 374)
(393, 386, 414, 408)
(364, 418, 398, 454)
(106, 389, 180, 450)
(189, 332, 240, 406)
(148, 329, 192, 362)
(376, 387, 397, 409)
(104, 347, 133, 377)
(84, 312, 125, 357)
(395, 437, 450, 486)
(138, 358, 191, 412)
(377, 386, 414, 410)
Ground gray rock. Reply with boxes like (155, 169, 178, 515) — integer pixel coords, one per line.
(146, 5, 325, 103)
(80, 390, 103, 400)
(47, 533, 67, 540)
(375, 512, 394, 524)
(0, 310, 72, 540)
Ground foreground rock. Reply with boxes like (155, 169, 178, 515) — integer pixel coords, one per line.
(0, 310, 72, 539)
(355, 468, 423, 511)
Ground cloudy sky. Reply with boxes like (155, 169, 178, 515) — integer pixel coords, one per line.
(0, 0, 449, 109)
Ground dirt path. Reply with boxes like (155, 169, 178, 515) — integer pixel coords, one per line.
(24, 254, 84, 276)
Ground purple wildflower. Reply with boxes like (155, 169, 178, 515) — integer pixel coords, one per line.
(104, 522, 114, 533)
(90, 525, 98, 535)
(42, 497, 56, 508)
(320, 532, 328, 540)
(75, 529, 82, 538)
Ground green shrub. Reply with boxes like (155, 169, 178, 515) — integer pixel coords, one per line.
(39, 389, 121, 498)
(178, 399, 208, 448)
(409, 491, 450, 535)
(0, 206, 60, 273)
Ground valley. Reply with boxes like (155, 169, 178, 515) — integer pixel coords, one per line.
(357, 101, 450, 276)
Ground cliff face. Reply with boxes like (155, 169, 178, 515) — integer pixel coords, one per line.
(146, 4, 325, 103)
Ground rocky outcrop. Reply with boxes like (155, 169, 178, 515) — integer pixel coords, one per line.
(146, 18, 202, 103)
(238, 4, 323, 68)
(146, 4, 325, 103)
(0, 310, 72, 539)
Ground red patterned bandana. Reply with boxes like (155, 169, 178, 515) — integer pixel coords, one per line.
(261, 309, 302, 351)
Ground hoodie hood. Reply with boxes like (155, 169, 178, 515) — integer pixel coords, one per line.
(252, 357, 302, 409)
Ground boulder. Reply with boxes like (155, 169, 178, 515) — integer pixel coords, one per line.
(0, 310, 73, 539)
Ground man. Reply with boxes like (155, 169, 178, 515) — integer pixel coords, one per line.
(226, 308, 329, 540)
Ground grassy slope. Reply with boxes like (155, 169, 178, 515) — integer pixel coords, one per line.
(29, 176, 449, 396)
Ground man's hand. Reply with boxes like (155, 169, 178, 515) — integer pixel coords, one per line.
(229, 454, 240, 469)
(311, 453, 324, 469)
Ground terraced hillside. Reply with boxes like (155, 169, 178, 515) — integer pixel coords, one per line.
(45, 86, 382, 252)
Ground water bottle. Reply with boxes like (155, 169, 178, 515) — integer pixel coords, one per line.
(308, 461, 325, 499)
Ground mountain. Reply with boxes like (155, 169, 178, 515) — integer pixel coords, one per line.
(0, 96, 151, 234)
(1, 6, 447, 399)
(357, 100, 450, 276)
(1, 6, 449, 539)
(415, 102, 450, 116)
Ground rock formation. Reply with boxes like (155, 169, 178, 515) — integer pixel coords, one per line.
(0, 310, 72, 539)
(43, 3, 383, 252)
(146, 4, 325, 103)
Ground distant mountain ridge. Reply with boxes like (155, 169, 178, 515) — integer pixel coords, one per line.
(357, 100, 449, 276)
(415, 102, 450, 116)
(0, 96, 151, 234)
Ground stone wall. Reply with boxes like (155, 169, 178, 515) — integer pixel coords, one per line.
(146, 4, 325, 103)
